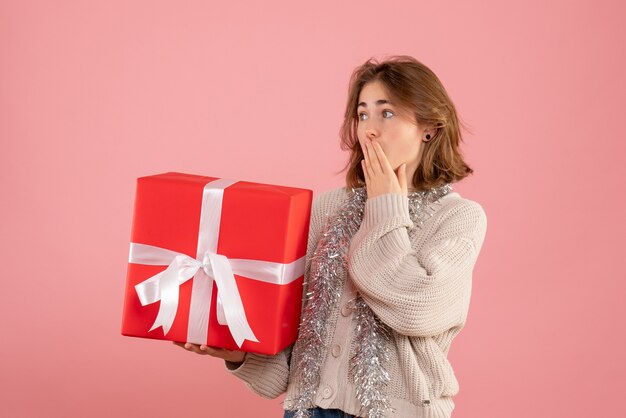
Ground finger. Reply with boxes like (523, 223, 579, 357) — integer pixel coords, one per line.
(183, 342, 206, 355)
(200, 345, 223, 357)
(397, 163, 408, 196)
(359, 137, 371, 168)
(371, 140, 393, 173)
(361, 159, 370, 183)
(365, 139, 384, 175)
(185, 343, 212, 354)
(358, 137, 370, 174)
(174, 341, 191, 352)
(201, 346, 234, 359)
(362, 153, 374, 181)
(364, 139, 378, 178)
(200, 345, 223, 354)
(369, 140, 390, 174)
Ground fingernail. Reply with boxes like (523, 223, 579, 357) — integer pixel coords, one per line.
(200, 345, 206, 350)
(184, 343, 190, 349)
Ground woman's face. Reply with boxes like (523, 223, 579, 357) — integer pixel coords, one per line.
(356, 80, 428, 185)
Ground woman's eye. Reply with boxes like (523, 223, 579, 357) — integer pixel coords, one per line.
(357, 110, 393, 121)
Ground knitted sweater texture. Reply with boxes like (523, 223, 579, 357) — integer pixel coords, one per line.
(225, 186, 488, 417)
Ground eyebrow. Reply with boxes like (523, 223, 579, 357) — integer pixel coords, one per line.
(357, 99, 393, 108)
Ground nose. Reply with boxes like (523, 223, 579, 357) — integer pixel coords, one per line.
(364, 120, 379, 139)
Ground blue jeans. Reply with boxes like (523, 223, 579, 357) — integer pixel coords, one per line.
(283, 408, 356, 418)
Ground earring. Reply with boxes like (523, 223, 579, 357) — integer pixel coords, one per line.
(424, 134, 431, 141)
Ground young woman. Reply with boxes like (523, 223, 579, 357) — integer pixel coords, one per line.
(176, 55, 487, 418)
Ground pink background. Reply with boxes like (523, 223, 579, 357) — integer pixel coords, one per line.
(1, 1, 624, 417)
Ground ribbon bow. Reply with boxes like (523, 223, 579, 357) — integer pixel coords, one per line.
(127, 178, 305, 347)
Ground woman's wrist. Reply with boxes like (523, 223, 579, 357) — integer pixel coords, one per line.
(225, 354, 247, 370)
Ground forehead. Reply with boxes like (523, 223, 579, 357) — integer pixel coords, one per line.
(357, 80, 393, 107)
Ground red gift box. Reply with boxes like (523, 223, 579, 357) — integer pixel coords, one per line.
(121, 172, 312, 355)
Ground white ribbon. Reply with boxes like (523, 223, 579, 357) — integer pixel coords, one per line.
(128, 178, 305, 347)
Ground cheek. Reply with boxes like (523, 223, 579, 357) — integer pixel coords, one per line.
(355, 124, 364, 138)
(388, 137, 418, 159)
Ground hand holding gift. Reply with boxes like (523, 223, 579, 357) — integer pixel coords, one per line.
(173, 341, 247, 363)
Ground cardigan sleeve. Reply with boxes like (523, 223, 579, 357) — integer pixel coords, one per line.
(347, 192, 487, 338)
(224, 345, 293, 399)
(223, 189, 332, 398)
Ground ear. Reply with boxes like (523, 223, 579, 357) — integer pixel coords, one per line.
(423, 126, 437, 141)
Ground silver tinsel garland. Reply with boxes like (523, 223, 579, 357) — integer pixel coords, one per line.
(290, 184, 452, 418)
